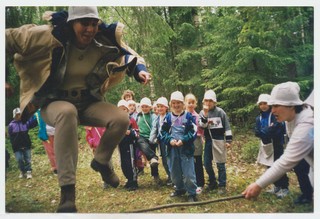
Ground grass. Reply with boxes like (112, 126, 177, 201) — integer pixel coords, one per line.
(5, 133, 314, 214)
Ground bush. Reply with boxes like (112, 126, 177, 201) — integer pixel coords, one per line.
(241, 137, 260, 163)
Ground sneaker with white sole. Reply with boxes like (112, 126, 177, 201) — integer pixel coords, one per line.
(266, 186, 281, 194)
(196, 187, 203, 195)
(26, 171, 32, 179)
(19, 172, 25, 179)
(276, 188, 290, 199)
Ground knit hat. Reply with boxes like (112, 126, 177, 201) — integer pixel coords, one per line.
(67, 6, 100, 22)
(170, 91, 184, 102)
(117, 100, 129, 109)
(203, 90, 217, 102)
(304, 90, 314, 107)
(268, 82, 303, 106)
(140, 97, 152, 107)
(156, 97, 169, 108)
(257, 94, 271, 104)
(13, 107, 21, 118)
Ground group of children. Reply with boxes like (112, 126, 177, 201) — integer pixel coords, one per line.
(84, 89, 233, 202)
(7, 87, 311, 204)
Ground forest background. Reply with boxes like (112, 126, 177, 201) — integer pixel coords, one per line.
(5, 6, 314, 125)
(4, 6, 315, 214)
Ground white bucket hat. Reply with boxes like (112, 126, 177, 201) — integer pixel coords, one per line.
(13, 107, 21, 118)
(127, 100, 136, 105)
(67, 6, 100, 22)
(140, 97, 152, 107)
(117, 100, 129, 109)
(203, 90, 217, 102)
(257, 94, 271, 104)
(170, 91, 184, 102)
(156, 97, 169, 108)
(268, 81, 303, 106)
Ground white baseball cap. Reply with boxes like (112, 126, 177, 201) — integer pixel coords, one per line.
(140, 97, 152, 107)
(117, 100, 129, 109)
(203, 89, 217, 102)
(67, 6, 100, 22)
(156, 97, 169, 108)
(170, 91, 184, 102)
(13, 107, 21, 118)
(257, 94, 271, 104)
(268, 81, 303, 106)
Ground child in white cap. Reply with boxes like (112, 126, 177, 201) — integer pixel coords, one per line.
(149, 96, 172, 185)
(199, 89, 232, 194)
(160, 91, 198, 202)
(8, 108, 38, 179)
(136, 97, 162, 185)
(255, 94, 289, 198)
(243, 82, 314, 204)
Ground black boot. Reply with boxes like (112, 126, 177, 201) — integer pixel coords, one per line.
(91, 159, 120, 188)
(57, 184, 77, 213)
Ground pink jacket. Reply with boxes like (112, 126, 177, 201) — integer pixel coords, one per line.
(85, 126, 106, 149)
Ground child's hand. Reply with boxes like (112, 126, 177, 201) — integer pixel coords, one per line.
(170, 139, 177, 146)
(203, 104, 209, 116)
(126, 130, 131, 135)
(176, 140, 183, 147)
(226, 142, 231, 148)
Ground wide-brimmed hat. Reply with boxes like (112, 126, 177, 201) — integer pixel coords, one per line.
(67, 6, 100, 22)
(170, 91, 184, 102)
(203, 90, 217, 102)
(268, 82, 303, 106)
(140, 97, 152, 107)
(257, 94, 271, 104)
(156, 97, 169, 108)
(117, 100, 129, 109)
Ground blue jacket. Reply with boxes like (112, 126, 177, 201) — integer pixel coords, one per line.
(255, 109, 286, 146)
(160, 111, 196, 157)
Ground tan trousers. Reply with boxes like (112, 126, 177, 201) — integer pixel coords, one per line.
(41, 100, 129, 186)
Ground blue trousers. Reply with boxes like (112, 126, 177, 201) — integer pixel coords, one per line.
(14, 148, 32, 173)
(168, 147, 197, 195)
(204, 139, 226, 187)
(159, 142, 170, 179)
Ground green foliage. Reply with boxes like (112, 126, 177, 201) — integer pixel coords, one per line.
(241, 137, 260, 163)
(5, 6, 314, 127)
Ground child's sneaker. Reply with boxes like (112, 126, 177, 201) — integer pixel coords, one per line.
(217, 187, 226, 195)
(19, 172, 25, 179)
(276, 188, 290, 199)
(26, 171, 32, 179)
(266, 186, 281, 194)
(187, 194, 198, 202)
(196, 187, 203, 195)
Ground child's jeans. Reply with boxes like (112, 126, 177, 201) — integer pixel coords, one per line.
(204, 139, 226, 187)
(14, 148, 32, 173)
(159, 142, 170, 179)
(168, 147, 197, 196)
